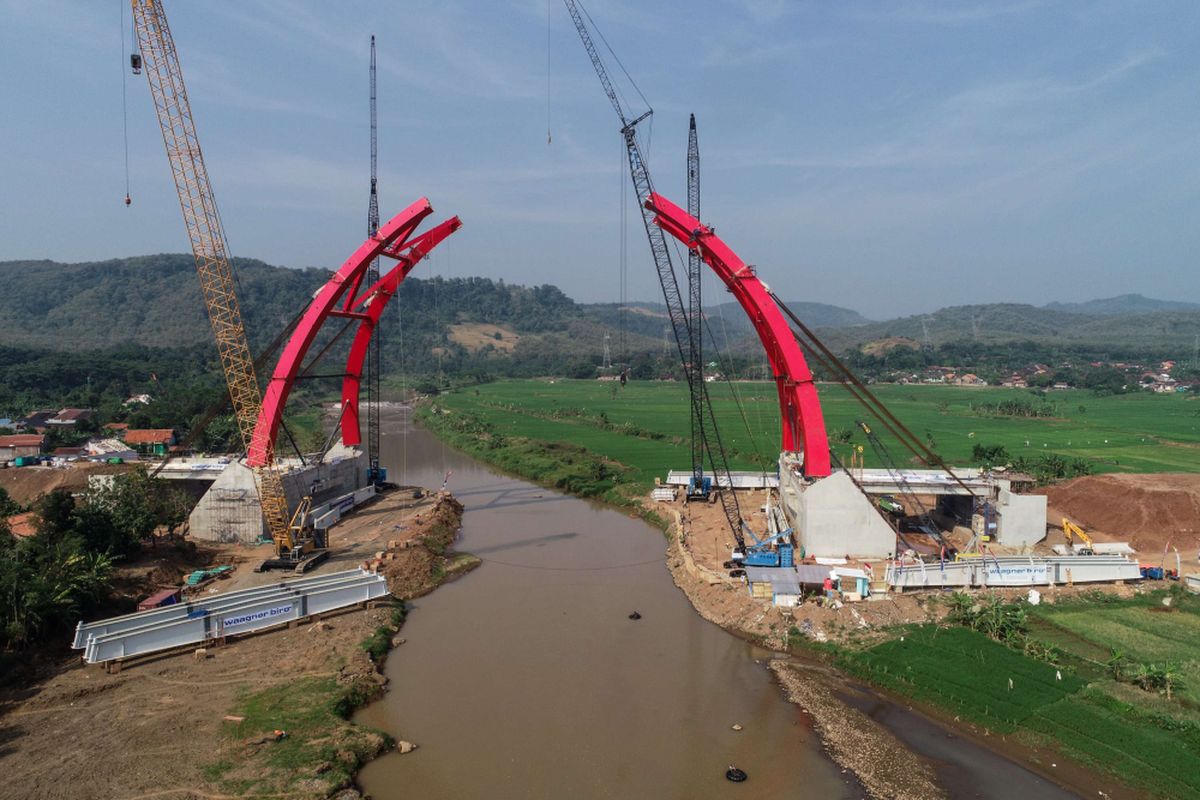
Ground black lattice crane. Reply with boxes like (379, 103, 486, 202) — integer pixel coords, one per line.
(685, 113, 707, 497)
(563, 0, 747, 553)
(365, 35, 384, 485)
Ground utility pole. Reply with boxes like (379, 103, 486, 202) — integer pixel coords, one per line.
(365, 35, 383, 484)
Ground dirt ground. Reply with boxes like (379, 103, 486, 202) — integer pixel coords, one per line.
(0, 488, 466, 800)
(1038, 472, 1200, 560)
(667, 493, 940, 649)
(0, 461, 133, 505)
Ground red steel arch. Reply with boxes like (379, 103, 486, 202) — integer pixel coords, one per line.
(339, 216, 462, 446)
(248, 197, 461, 467)
(645, 192, 831, 478)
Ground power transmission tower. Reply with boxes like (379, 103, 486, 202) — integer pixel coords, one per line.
(602, 333, 612, 371)
(365, 36, 383, 484)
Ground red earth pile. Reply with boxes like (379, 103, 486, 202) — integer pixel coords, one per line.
(1039, 473, 1200, 553)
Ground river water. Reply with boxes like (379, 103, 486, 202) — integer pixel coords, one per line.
(356, 408, 1081, 800)
(355, 409, 856, 798)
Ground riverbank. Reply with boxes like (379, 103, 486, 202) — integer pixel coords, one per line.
(0, 489, 468, 800)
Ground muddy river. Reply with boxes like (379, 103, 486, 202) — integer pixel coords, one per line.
(356, 408, 1080, 799)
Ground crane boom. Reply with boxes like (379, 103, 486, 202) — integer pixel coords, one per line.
(563, 0, 746, 550)
(686, 114, 705, 495)
(131, 0, 291, 545)
(366, 35, 382, 484)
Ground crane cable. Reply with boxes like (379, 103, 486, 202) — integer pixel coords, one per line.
(120, 1, 132, 206)
(575, 0, 650, 119)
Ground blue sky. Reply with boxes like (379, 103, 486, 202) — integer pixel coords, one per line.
(2, 0, 1198, 319)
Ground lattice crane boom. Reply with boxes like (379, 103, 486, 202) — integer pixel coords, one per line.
(563, 0, 745, 550)
(686, 114, 705, 494)
(130, 0, 292, 547)
(366, 35, 382, 483)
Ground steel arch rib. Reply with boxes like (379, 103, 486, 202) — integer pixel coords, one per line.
(645, 192, 831, 478)
(247, 197, 458, 467)
(340, 216, 463, 447)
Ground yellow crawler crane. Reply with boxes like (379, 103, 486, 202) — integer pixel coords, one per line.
(131, 1, 322, 571)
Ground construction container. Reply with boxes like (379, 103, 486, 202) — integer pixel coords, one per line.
(137, 588, 181, 612)
(13, 456, 39, 467)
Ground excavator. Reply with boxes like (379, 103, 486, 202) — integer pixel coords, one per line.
(130, 1, 325, 573)
(1061, 517, 1095, 555)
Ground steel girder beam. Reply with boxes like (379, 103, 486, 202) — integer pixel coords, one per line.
(645, 192, 831, 478)
(248, 198, 460, 467)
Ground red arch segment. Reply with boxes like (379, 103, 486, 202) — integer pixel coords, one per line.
(339, 216, 462, 446)
(645, 192, 831, 478)
(247, 197, 461, 467)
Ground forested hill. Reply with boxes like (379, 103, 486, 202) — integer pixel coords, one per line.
(818, 302, 1200, 357)
(3, 256, 1196, 372)
(1044, 293, 1200, 316)
(0, 256, 325, 351)
(0, 256, 589, 352)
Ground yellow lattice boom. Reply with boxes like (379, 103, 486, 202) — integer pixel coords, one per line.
(132, 0, 292, 547)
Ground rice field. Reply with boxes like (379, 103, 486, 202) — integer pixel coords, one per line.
(429, 380, 1200, 490)
(841, 622, 1200, 799)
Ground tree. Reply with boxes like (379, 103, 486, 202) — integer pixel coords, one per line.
(0, 486, 20, 517)
(972, 443, 1010, 466)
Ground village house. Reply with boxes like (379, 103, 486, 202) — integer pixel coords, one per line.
(123, 429, 176, 456)
(0, 433, 45, 461)
(16, 410, 57, 432)
(46, 408, 95, 427)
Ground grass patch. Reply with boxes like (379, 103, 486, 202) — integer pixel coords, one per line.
(362, 602, 409, 663)
(1025, 690, 1200, 798)
(838, 625, 1084, 733)
(841, 619, 1200, 799)
(207, 676, 393, 798)
(1030, 589, 1200, 707)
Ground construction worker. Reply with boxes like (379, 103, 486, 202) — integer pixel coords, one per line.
(823, 574, 836, 604)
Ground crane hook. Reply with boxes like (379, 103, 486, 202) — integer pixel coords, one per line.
(125, 193, 132, 206)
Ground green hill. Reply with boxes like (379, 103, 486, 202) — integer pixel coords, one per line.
(1045, 293, 1200, 316)
(818, 302, 1200, 356)
(2, 257, 1196, 379)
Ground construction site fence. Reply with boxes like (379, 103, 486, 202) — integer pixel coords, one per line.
(886, 554, 1142, 590)
(73, 568, 389, 665)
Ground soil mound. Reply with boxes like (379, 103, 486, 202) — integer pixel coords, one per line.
(1039, 473, 1200, 553)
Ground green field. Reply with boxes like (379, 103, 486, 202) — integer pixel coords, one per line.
(1030, 592, 1200, 707)
(840, 623, 1200, 799)
(425, 380, 1200, 490)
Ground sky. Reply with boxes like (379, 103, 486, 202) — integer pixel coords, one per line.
(1, 0, 1198, 319)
